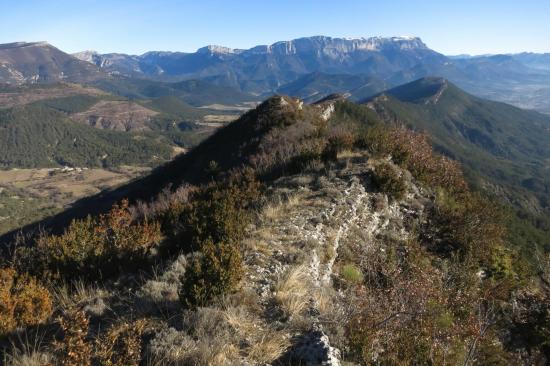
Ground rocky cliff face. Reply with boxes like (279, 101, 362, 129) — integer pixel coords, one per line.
(71, 36, 444, 91)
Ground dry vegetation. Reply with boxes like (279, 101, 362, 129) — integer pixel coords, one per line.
(0, 96, 548, 365)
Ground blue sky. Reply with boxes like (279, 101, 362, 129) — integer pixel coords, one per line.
(1, 0, 549, 55)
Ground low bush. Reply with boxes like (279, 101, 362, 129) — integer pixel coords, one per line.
(356, 125, 468, 193)
(345, 241, 481, 365)
(321, 128, 355, 162)
(54, 309, 92, 366)
(181, 240, 243, 308)
(94, 319, 147, 366)
(168, 169, 260, 250)
(371, 162, 407, 201)
(0, 267, 52, 336)
(33, 199, 162, 277)
(290, 148, 323, 172)
(427, 189, 507, 265)
(177, 170, 260, 307)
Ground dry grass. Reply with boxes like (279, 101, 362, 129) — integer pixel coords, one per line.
(337, 150, 363, 159)
(262, 193, 302, 222)
(178, 307, 241, 365)
(242, 237, 272, 257)
(52, 280, 109, 316)
(4, 350, 53, 366)
(137, 254, 188, 313)
(274, 264, 311, 319)
(223, 305, 289, 363)
(246, 329, 289, 364)
(191, 342, 240, 366)
(3, 330, 52, 366)
(223, 306, 259, 335)
(147, 327, 196, 365)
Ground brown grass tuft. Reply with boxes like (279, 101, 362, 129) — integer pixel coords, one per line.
(274, 264, 311, 319)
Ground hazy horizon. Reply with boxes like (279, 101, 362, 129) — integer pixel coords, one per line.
(2, 0, 550, 55)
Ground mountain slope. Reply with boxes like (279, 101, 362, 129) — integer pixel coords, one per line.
(364, 77, 550, 220)
(0, 42, 105, 83)
(91, 77, 257, 106)
(0, 104, 173, 168)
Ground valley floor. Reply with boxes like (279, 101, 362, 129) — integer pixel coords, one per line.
(0, 166, 150, 235)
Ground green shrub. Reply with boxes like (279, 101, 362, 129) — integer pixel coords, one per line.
(173, 170, 260, 250)
(180, 239, 243, 308)
(371, 162, 407, 201)
(176, 170, 260, 307)
(341, 264, 364, 283)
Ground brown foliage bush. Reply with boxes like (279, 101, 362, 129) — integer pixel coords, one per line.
(54, 309, 92, 366)
(35, 199, 162, 276)
(357, 125, 468, 193)
(346, 241, 483, 365)
(95, 319, 147, 366)
(0, 267, 52, 336)
(321, 127, 355, 162)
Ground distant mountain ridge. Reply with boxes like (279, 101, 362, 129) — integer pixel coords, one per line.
(2, 36, 550, 113)
(71, 36, 444, 91)
(69, 35, 550, 113)
(0, 41, 104, 83)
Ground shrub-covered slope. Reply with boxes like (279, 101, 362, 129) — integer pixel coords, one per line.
(363, 77, 550, 256)
(364, 77, 550, 213)
(0, 96, 548, 365)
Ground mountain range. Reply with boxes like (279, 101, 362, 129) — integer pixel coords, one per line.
(2, 36, 550, 113)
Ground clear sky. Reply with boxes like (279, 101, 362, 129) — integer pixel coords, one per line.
(1, 0, 549, 55)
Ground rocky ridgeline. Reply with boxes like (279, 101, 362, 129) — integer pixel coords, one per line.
(132, 150, 431, 365)
(243, 155, 426, 364)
